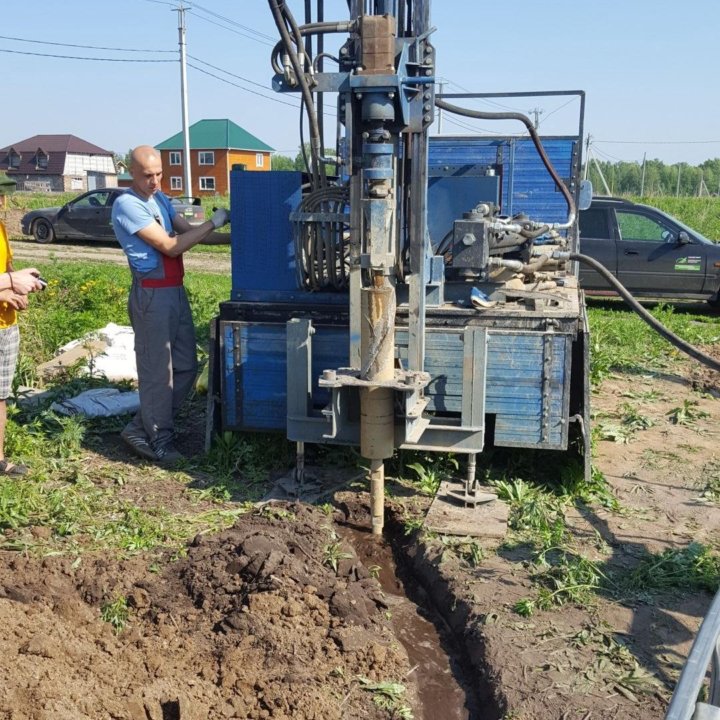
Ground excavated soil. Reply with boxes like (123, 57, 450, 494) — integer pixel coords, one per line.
(1, 335, 720, 718)
(0, 505, 416, 720)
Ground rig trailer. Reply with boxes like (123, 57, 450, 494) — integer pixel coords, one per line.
(207, 0, 593, 536)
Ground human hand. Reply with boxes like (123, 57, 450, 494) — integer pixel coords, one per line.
(0, 289, 29, 310)
(210, 208, 230, 229)
(9, 268, 44, 294)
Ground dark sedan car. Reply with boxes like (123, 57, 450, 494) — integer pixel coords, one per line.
(578, 197, 720, 306)
(21, 189, 205, 243)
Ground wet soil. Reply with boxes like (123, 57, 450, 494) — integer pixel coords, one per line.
(1, 349, 720, 717)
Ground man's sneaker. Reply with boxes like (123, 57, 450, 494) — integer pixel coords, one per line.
(152, 441, 185, 465)
(120, 430, 158, 461)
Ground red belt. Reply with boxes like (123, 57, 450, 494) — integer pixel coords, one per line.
(139, 254, 184, 288)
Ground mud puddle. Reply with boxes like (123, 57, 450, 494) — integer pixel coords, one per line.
(341, 525, 480, 720)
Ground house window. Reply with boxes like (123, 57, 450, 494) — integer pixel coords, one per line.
(198, 151, 215, 165)
(171, 176, 183, 190)
(36, 152, 49, 170)
(199, 176, 216, 191)
(8, 151, 20, 169)
(169, 151, 182, 165)
(256, 153, 264, 168)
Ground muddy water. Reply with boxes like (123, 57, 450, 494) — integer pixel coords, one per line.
(341, 526, 476, 720)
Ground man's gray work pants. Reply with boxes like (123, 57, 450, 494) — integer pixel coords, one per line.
(124, 282, 198, 446)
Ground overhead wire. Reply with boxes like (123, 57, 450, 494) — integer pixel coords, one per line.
(0, 34, 175, 53)
(191, 2, 277, 42)
(0, 48, 174, 62)
(187, 9, 276, 46)
(187, 62, 301, 109)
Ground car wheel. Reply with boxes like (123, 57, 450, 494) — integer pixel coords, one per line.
(707, 292, 720, 310)
(33, 219, 55, 244)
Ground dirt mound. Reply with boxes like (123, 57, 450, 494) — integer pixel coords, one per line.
(0, 504, 414, 719)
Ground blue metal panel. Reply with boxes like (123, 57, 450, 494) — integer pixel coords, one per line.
(397, 328, 569, 448)
(428, 136, 576, 225)
(230, 169, 302, 297)
(222, 318, 570, 448)
(220, 321, 348, 431)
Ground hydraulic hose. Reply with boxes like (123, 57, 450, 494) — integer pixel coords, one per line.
(434, 99, 576, 229)
(558, 251, 720, 373)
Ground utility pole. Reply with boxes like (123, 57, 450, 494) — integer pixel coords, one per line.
(676, 163, 682, 197)
(583, 135, 591, 180)
(177, 1, 192, 196)
(528, 107, 543, 129)
(640, 152, 646, 196)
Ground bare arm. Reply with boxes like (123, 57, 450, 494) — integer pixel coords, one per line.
(135, 218, 217, 258)
(0, 267, 43, 294)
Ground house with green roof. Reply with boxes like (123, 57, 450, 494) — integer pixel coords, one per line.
(155, 119, 274, 197)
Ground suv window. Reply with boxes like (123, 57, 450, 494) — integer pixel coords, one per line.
(579, 208, 610, 239)
(616, 210, 672, 242)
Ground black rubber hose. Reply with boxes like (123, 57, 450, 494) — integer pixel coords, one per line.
(569, 251, 720, 373)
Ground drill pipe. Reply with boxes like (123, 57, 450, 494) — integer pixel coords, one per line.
(360, 274, 395, 535)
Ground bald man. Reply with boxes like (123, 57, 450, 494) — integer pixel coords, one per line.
(112, 145, 229, 463)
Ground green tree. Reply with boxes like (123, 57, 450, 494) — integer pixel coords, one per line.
(271, 154, 296, 171)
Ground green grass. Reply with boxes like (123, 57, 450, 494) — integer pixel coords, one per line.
(13, 261, 230, 386)
(629, 196, 720, 241)
(587, 300, 720, 384)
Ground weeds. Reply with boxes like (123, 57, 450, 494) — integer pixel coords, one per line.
(101, 595, 130, 633)
(323, 541, 352, 573)
(571, 623, 660, 699)
(438, 535, 485, 567)
(494, 478, 567, 548)
(699, 460, 720, 503)
(667, 399, 710, 427)
(514, 548, 605, 617)
(358, 677, 413, 719)
(616, 542, 720, 594)
(403, 452, 459, 496)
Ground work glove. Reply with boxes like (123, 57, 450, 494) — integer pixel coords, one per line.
(210, 207, 230, 229)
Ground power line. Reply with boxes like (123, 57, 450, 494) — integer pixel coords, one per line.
(191, 3, 276, 42)
(595, 139, 720, 146)
(0, 34, 174, 53)
(0, 47, 175, 62)
(188, 54, 272, 92)
(187, 62, 302, 109)
(187, 9, 275, 46)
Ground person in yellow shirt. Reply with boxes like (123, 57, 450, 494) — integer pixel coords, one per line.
(0, 220, 43, 475)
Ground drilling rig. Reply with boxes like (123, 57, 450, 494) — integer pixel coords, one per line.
(207, 0, 591, 536)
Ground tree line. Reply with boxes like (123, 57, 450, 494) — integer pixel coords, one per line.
(273, 147, 720, 199)
(585, 156, 720, 197)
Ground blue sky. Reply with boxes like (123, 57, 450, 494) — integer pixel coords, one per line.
(3, 0, 719, 166)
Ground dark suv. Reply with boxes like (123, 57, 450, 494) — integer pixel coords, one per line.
(578, 197, 720, 305)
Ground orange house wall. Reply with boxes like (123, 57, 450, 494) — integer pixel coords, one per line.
(159, 149, 271, 197)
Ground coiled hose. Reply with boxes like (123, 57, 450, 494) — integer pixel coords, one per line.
(563, 251, 720, 373)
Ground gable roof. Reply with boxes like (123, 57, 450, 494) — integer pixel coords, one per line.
(0, 134, 111, 155)
(0, 134, 113, 176)
(155, 119, 274, 152)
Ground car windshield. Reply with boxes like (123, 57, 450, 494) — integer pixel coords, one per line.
(642, 205, 715, 245)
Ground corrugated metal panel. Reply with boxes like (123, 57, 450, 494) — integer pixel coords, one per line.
(428, 136, 576, 225)
(220, 321, 347, 431)
(221, 319, 571, 449)
(230, 170, 301, 296)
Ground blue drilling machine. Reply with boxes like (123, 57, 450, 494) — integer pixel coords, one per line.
(207, 0, 591, 535)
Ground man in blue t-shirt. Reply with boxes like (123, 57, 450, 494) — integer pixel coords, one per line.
(112, 145, 229, 463)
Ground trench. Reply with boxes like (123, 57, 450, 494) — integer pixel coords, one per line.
(339, 523, 484, 720)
